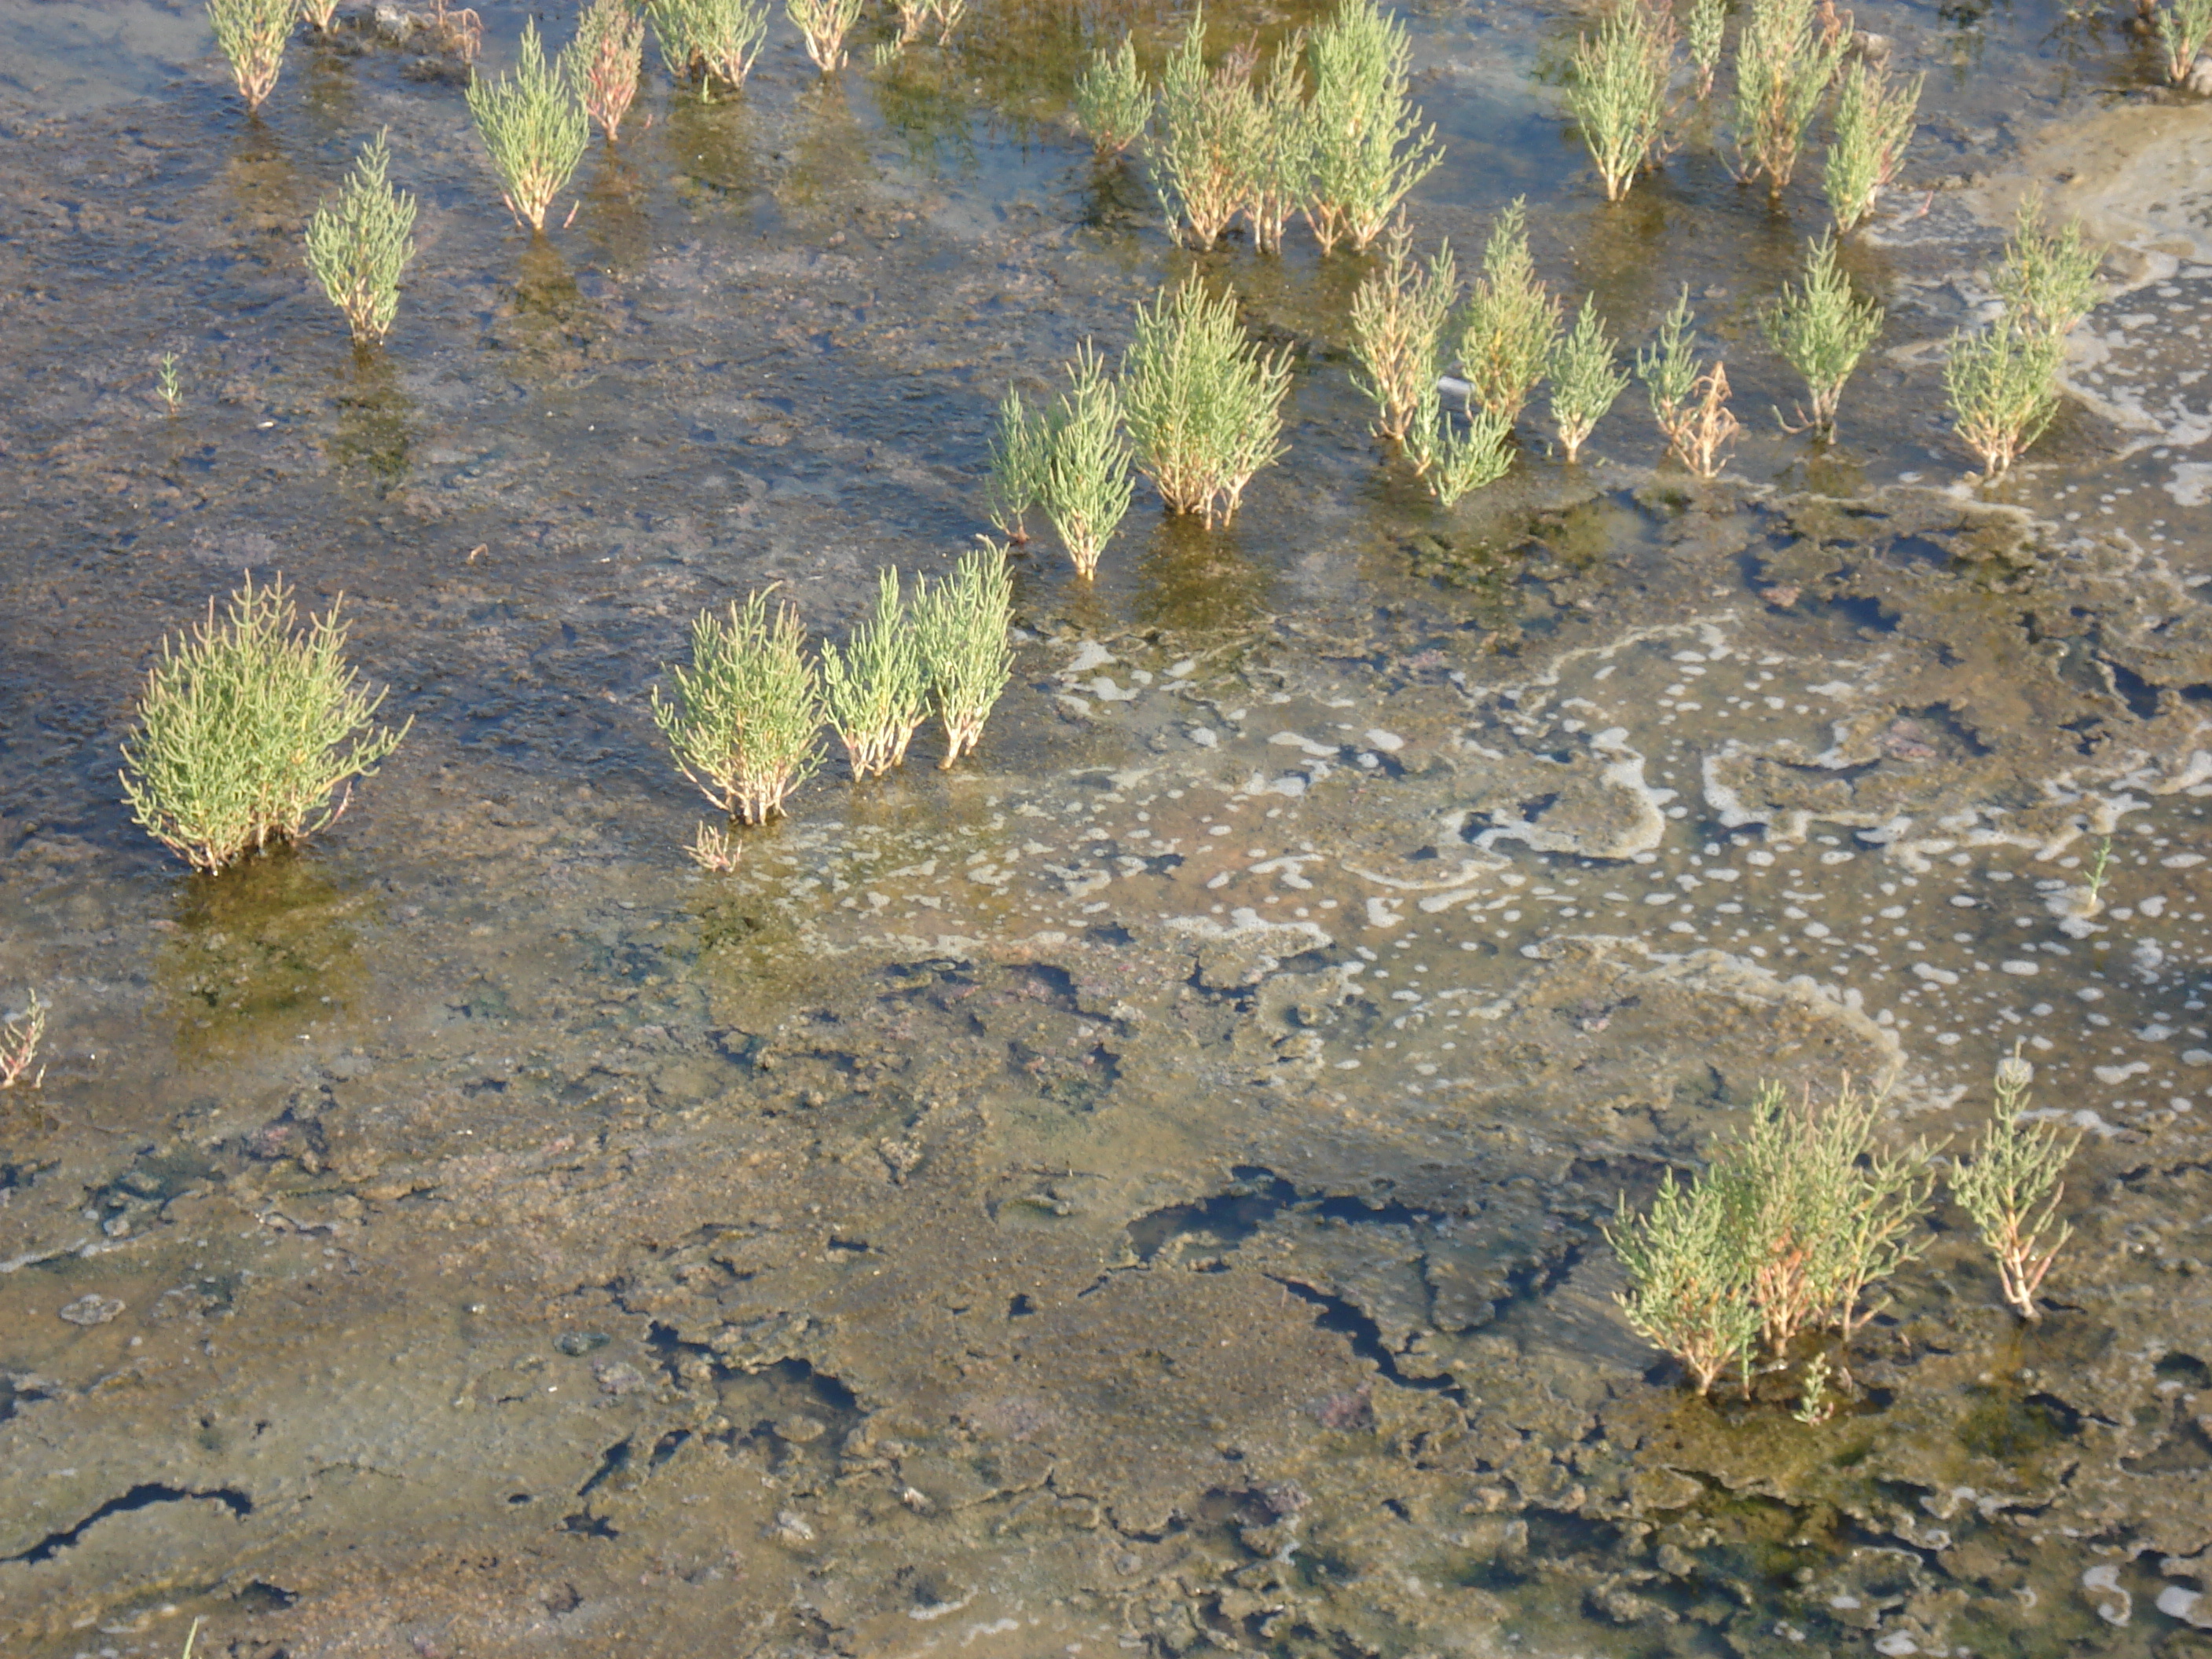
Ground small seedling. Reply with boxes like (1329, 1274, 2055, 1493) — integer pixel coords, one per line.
(1763, 230, 1882, 437)
(648, 0, 771, 93)
(1547, 296, 1628, 462)
(1730, 0, 1845, 196)
(915, 544, 1014, 767)
(986, 387, 1051, 544)
(1566, 3, 1671, 202)
(1075, 36, 1152, 154)
(686, 820, 744, 870)
(894, 0, 962, 44)
(1684, 0, 1727, 99)
(1943, 319, 2062, 477)
(1995, 189, 2104, 339)
(1459, 199, 1560, 425)
(654, 590, 822, 823)
(1305, 0, 1442, 253)
(1952, 1048, 2079, 1320)
(467, 20, 590, 232)
(208, 0, 294, 114)
(120, 576, 411, 872)
(1824, 60, 1921, 233)
(2159, 0, 2212, 82)
(787, 0, 864, 72)
(1405, 389, 1514, 504)
(0, 993, 46, 1090)
(1122, 279, 1293, 528)
(157, 353, 183, 412)
(820, 569, 929, 778)
(304, 131, 418, 346)
(1152, 10, 1254, 251)
(567, 0, 646, 134)
(2082, 835, 2113, 910)
(1350, 216, 1458, 443)
(1041, 342, 1133, 578)
(1792, 1352, 1837, 1423)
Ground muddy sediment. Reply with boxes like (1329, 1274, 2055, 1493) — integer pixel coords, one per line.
(2, 0, 2212, 1654)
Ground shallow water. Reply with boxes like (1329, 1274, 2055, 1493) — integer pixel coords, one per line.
(2, 0, 2210, 1652)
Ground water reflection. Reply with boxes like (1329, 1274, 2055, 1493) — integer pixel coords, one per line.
(870, 47, 980, 177)
(1130, 513, 1275, 633)
(581, 144, 655, 273)
(667, 88, 760, 212)
(783, 79, 876, 213)
(326, 348, 416, 489)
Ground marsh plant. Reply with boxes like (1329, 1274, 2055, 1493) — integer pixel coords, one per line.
(1547, 297, 1628, 462)
(1952, 1050, 2079, 1320)
(1609, 1078, 1933, 1396)
(893, 0, 964, 46)
(0, 993, 46, 1090)
(1153, 13, 1253, 251)
(1731, 0, 1845, 196)
(120, 577, 411, 873)
(157, 353, 183, 412)
(647, 0, 771, 93)
(1639, 287, 1738, 476)
(1566, 3, 1672, 203)
(2158, 0, 2212, 82)
(1459, 200, 1561, 425)
(654, 590, 822, 823)
(986, 388, 1051, 543)
(1305, 0, 1443, 254)
(1823, 60, 1921, 233)
(467, 21, 589, 231)
(1075, 37, 1152, 155)
(1684, 0, 1727, 98)
(788, 0, 864, 72)
(1943, 320, 2062, 476)
(304, 132, 419, 346)
(1350, 217, 1457, 443)
(208, 0, 294, 115)
(1996, 189, 2104, 339)
(1405, 390, 1514, 505)
(916, 544, 1015, 767)
(1762, 231, 1882, 437)
(567, 0, 646, 134)
(1122, 280, 1293, 528)
(1041, 343, 1134, 578)
(299, 0, 340, 32)
(820, 569, 929, 778)
(1243, 40, 1314, 255)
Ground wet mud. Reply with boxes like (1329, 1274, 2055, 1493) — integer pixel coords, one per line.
(2, 0, 2212, 1654)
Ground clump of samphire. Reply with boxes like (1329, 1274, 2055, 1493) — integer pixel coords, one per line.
(1638, 287, 1738, 478)
(467, 20, 589, 231)
(788, 0, 864, 72)
(1546, 296, 1628, 463)
(1350, 215, 1457, 444)
(1950, 1049, 2080, 1321)
(567, 0, 647, 134)
(985, 386, 1051, 544)
(1304, 0, 1442, 252)
(654, 589, 822, 827)
(120, 577, 411, 873)
(304, 131, 418, 346)
(1609, 1077, 1932, 1397)
(820, 569, 929, 780)
(1122, 279, 1292, 528)
(0, 993, 46, 1090)
(1565, 0, 1671, 202)
(1822, 60, 1921, 234)
(1943, 191, 2100, 475)
(1730, 0, 1846, 196)
(915, 544, 1015, 767)
(1074, 37, 1152, 155)
(1762, 231, 1882, 438)
(1458, 197, 1560, 427)
(649, 0, 770, 93)
(207, 0, 294, 115)
(1039, 343, 1133, 579)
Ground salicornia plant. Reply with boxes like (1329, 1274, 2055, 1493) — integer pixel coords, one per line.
(916, 544, 1015, 767)
(1243, 39, 1313, 255)
(1547, 296, 1628, 462)
(1566, 3, 1671, 203)
(1951, 1049, 2079, 1321)
(1638, 286, 1735, 475)
(654, 590, 822, 823)
(120, 576, 411, 872)
(1350, 216, 1458, 443)
(0, 993, 47, 1090)
(1684, 0, 1727, 99)
(820, 569, 928, 779)
(1823, 60, 1921, 233)
(788, 0, 864, 72)
(304, 131, 418, 346)
(1152, 11, 1252, 251)
(1608, 1167, 1761, 1396)
(299, 0, 340, 32)
(1406, 390, 1514, 505)
(1041, 343, 1133, 579)
(986, 387, 1051, 543)
(1763, 231, 1882, 437)
(467, 21, 589, 232)
(1304, 0, 1443, 254)
(2158, 0, 2212, 82)
(1944, 320, 2061, 476)
(567, 0, 646, 135)
(157, 353, 183, 412)
(1995, 189, 2104, 339)
(1459, 199, 1561, 425)
(1122, 279, 1294, 528)
(1075, 38, 1152, 154)
(208, 0, 294, 115)
(649, 0, 771, 93)
(1730, 0, 1844, 196)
